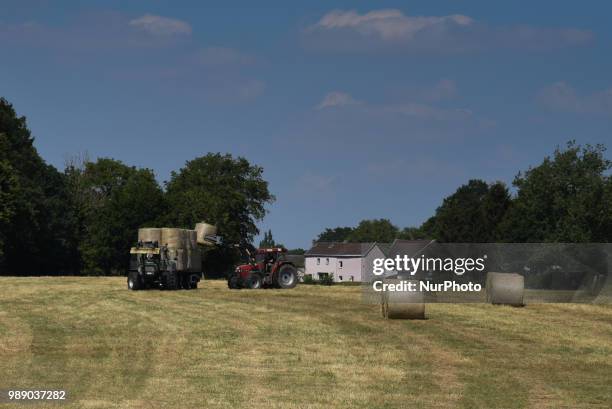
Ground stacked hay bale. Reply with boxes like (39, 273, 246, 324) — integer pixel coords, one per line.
(186, 229, 202, 273)
(195, 222, 217, 245)
(137, 223, 212, 273)
(381, 279, 426, 319)
(486, 272, 524, 306)
(155, 228, 200, 272)
(137, 228, 162, 244)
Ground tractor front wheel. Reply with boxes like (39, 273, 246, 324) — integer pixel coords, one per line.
(127, 271, 142, 291)
(246, 274, 263, 289)
(163, 270, 178, 290)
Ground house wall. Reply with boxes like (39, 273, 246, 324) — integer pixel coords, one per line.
(305, 256, 363, 282)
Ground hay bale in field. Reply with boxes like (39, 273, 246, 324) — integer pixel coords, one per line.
(138, 228, 161, 244)
(195, 222, 217, 245)
(381, 279, 426, 320)
(486, 272, 524, 306)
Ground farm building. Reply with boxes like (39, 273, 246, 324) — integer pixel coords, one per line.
(304, 242, 385, 283)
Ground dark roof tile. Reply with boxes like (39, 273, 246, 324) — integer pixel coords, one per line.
(305, 242, 376, 257)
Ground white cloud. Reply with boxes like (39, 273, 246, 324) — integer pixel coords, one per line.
(316, 91, 361, 109)
(538, 82, 612, 115)
(315, 83, 494, 127)
(315, 9, 472, 41)
(129, 14, 192, 36)
(304, 9, 593, 53)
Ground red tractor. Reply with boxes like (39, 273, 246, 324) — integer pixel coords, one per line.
(228, 247, 298, 289)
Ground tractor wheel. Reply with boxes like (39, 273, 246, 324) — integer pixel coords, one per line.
(276, 265, 298, 289)
(179, 273, 190, 290)
(228, 274, 240, 289)
(246, 274, 263, 289)
(163, 270, 178, 290)
(188, 274, 200, 289)
(127, 271, 142, 291)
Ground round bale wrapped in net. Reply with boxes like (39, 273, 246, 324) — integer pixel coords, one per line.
(195, 222, 217, 245)
(486, 272, 524, 306)
(381, 279, 425, 319)
(138, 228, 161, 244)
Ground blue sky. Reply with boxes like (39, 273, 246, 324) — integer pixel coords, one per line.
(2, 1, 612, 248)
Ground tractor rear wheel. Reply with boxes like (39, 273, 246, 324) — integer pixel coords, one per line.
(127, 271, 142, 291)
(276, 265, 298, 289)
(163, 270, 178, 290)
(228, 274, 240, 289)
(246, 274, 263, 289)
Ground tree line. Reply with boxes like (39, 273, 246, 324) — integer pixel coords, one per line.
(2, 96, 611, 276)
(315, 141, 612, 244)
(0, 98, 274, 275)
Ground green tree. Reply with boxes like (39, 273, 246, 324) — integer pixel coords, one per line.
(0, 98, 76, 274)
(398, 226, 430, 240)
(76, 158, 166, 274)
(427, 180, 511, 242)
(165, 153, 274, 274)
(347, 219, 399, 243)
(259, 229, 278, 248)
(499, 142, 612, 242)
(0, 159, 18, 264)
(316, 226, 354, 242)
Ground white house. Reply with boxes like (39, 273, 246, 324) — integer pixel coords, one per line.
(304, 242, 386, 283)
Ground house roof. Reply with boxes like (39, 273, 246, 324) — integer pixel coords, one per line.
(387, 239, 435, 258)
(305, 242, 377, 257)
(377, 242, 393, 256)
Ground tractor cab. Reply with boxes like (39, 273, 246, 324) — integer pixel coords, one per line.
(254, 247, 286, 273)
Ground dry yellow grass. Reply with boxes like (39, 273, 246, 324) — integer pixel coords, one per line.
(0, 277, 610, 409)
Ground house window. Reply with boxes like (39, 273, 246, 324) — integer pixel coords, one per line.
(339, 261, 343, 268)
(317, 258, 320, 265)
(339, 276, 343, 281)
(325, 258, 329, 265)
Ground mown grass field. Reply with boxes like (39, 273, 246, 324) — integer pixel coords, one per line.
(0, 277, 611, 409)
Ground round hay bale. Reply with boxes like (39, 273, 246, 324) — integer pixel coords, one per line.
(175, 248, 187, 271)
(181, 229, 190, 247)
(161, 228, 184, 248)
(381, 279, 425, 319)
(195, 222, 217, 245)
(187, 230, 197, 249)
(138, 228, 161, 244)
(486, 272, 524, 306)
